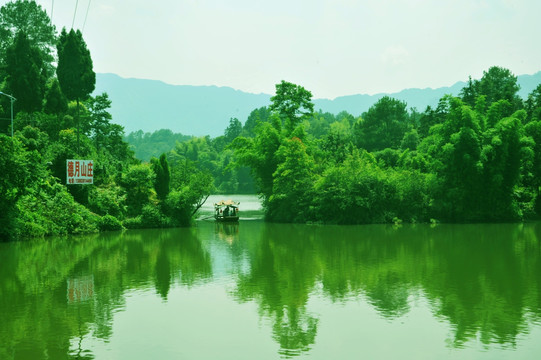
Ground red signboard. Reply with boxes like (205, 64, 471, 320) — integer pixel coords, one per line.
(66, 159, 94, 184)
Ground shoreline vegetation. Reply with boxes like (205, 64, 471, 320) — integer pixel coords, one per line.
(2, 1, 541, 241)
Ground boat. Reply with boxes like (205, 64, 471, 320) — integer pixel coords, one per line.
(214, 200, 240, 222)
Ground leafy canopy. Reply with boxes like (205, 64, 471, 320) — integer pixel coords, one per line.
(270, 80, 314, 134)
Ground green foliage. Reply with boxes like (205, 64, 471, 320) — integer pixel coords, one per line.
(0, 135, 31, 240)
(14, 179, 99, 238)
(400, 128, 419, 150)
(43, 78, 68, 115)
(242, 106, 270, 137)
(98, 214, 124, 231)
(56, 28, 95, 102)
(135, 161, 214, 229)
(2, 7, 541, 238)
(163, 191, 195, 227)
(479, 114, 525, 220)
(0, 5, 210, 241)
(88, 184, 127, 219)
(5, 31, 46, 113)
(525, 84, 541, 122)
(312, 151, 430, 224)
(0, 0, 56, 76)
(461, 66, 522, 110)
(267, 137, 316, 222)
(85, 92, 112, 146)
(121, 163, 155, 216)
(125, 129, 192, 161)
(167, 161, 213, 224)
(319, 118, 354, 164)
(224, 117, 242, 143)
(152, 153, 171, 200)
(232, 121, 282, 201)
(141, 204, 168, 228)
(234, 71, 541, 224)
(354, 96, 410, 151)
(270, 81, 314, 134)
(56, 27, 95, 153)
(122, 216, 143, 229)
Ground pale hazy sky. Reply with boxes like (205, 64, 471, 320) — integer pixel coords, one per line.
(30, 0, 541, 99)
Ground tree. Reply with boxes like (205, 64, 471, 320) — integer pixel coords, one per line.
(0, 135, 31, 240)
(270, 81, 314, 134)
(43, 79, 68, 115)
(400, 128, 419, 150)
(232, 119, 282, 202)
(460, 66, 522, 110)
(320, 119, 353, 163)
(57, 28, 96, 152)
(152, 153, 171, 201)
(524, 120, 541, 215)
(418, 98, 451, 138)
(85, 93, 113, 147)
(267, 137, 316, 222)
(441, 125, 482, 220)
(0, 0, 56, 77)
(121, 163, 155, 216)
(243, 106, 270, 137)
(165, 160, 213, 226)
(525, 84, 541, 123)
(354, 96, 410, 152)
(479, 115, 525, 220)
(224, 117, 242, 143)
(4, 31, 46, 113)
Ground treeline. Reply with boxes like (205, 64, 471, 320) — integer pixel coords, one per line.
(125, 129, 192, 161)
(124, 67, 541, 224)
(2, 2, 540, 240)
(231, 69, 541, 223)
(125, 124, 256, 194)
(0, 1, 211, 241)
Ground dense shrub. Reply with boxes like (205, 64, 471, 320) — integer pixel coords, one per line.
(123, 216, 143, 229)
(98, 215, 124, 231)
(14, 180, 99, 238)
(141, 204, 169, 228)
(88, 185, 127, 219)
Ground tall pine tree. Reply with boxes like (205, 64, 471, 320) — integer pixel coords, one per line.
(57, 28, 95, 153)
(5, 31, 46, 114)
(152, 153, 171, 201)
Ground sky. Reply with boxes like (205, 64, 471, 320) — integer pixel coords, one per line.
(27, 0, 541, 99)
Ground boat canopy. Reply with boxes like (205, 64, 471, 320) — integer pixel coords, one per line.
(215, 200, 239, 206)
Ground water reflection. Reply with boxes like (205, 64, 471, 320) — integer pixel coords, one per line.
(0, 222, 540, 359)
(232, 222, 541, 355)
(214, 222, 239, 245)
(0, 228, 211, 359)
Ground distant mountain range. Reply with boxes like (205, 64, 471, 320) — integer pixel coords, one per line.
(94, 72, 541, 137)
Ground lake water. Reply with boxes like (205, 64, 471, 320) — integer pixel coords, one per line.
(1, 195, 540, 359)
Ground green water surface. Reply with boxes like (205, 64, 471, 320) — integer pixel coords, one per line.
(1, 199, 540, 359)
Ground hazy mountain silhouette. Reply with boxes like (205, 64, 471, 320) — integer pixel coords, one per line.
(94, 72, 541, 137)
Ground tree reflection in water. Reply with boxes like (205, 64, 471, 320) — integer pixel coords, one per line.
(0, 222, 540, 358)
(0, 228, 211, 359)
(231, 222, 541, 355)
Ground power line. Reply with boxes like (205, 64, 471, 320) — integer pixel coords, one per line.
(82, 0, 92, 33)
(50, 0, 54, 24)
(72, 0, 79, 29)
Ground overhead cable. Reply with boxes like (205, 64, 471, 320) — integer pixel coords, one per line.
(72, 0, 79, 29)
(82, 0, 92, 33)
(50, 0, 54, 24)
